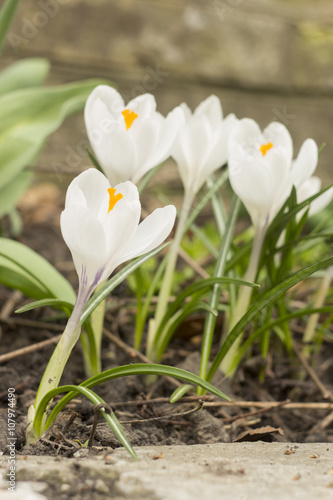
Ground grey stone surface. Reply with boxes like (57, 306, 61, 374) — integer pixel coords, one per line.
(1, 0, 332, 183)
(1, 443, 333, 499)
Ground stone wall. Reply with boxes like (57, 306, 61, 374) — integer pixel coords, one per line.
(2, 0, 333, 183)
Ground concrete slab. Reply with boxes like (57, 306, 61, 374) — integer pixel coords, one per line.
(1, 443, 333, 500)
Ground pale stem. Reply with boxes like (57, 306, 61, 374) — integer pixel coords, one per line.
(146, 189, 195, 360)
(220, 221, 268, 375)
(302, 266, 333, 355)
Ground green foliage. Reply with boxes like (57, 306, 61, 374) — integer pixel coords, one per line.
(0, 237, 76, 302)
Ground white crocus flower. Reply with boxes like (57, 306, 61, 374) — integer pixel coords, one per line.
(30, 168, 176, 424)
(84, 85, 184, 186)
(61, 168, 176, 296)
(228, 118, 294, 229)
(172, 95, 238, 197)
(221, 120, 329, 376)
(148, 96, 238, 360)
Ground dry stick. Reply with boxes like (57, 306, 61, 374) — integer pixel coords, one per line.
(292, 340, 333, 402)
(103, 328, 182, 388)
(110, 395, 213, 408)
(0, 334, 62, 364)
(203, 401, 333, 410)
(119, 399, 204, 425)
(220, 399, 291, 424)
(0, 290, 22, 319)
(177, 247, 209, 279)
(0, 316, 64, 331)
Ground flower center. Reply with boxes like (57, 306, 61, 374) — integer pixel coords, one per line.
(122, 108, 138, 130)
(260, 142, 273, 156)
(107, 187, 123, 213)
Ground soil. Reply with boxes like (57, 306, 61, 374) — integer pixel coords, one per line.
(0, 183, 333, 462)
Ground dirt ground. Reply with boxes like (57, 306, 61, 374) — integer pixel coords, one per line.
(0, 184, 332, 463)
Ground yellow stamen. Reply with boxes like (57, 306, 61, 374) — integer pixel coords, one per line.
(260, 142, 273, 156)
(122, 108, 138, 130)
(107, 187, 123, 213)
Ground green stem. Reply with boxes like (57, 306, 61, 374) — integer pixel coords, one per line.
(146, 189, 195, 360)
(220, 221, 267, 375)
(302, 266, 333, 356)
(198, 196, 240, 392)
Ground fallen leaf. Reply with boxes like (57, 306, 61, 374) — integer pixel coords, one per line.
(152, 453, 164, 460)
(235, 426, 284, 442)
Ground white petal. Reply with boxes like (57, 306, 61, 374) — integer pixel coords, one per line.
(99, 127, 136, 185)
(127, 93, 156, 118)
(67, 168, 110, 216)
(85, 85, 124, 130)
(110, 205, 176, 271)
(142, 106, 185, 173)
(291, 138, 318, 188)
(102, 181, 141, 265)
(194, 95, 223, 129)
(262, 122, 293, 165)
(131, 119, 160, 181)
(61, 205, 107, 285)
(228, 118, 262, 161)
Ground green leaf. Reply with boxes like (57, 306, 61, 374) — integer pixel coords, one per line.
(0, 58, 50, 95)
(0, 170, 33, 217)
(0, 80, 108, 191)
(0, 0, 20, 54)
(207, 256, 333, 380)
(33, 385, 137, 460)
(16, 298, 74, 315)
(0, 237, 76, 302)
(43, 363, 231, 434)
(81, 242, 170, 323)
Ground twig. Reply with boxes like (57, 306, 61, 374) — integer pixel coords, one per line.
(221, 399, 291, 423)
(119, 400, 204, 425)
(109, 395, 214, 408)
(0, 290, 22, 319)
(0, 316, 64, 331)
(177, 247, 209, 279)
(204, 401, 333, 410)
(292, 340, 333, 402)
(0, 334, 62, 364)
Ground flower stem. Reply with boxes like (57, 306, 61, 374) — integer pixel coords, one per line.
(220, 221, 267, 375)
(302, 266, 333, 357)
(146, 190, 194, 360)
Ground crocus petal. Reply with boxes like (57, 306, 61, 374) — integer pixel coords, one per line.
(194, 95, 222, 129)
(66, 168, 110, 216)
(61, 205, 107, 285)
(127, 93, 157, 119)
(85, 85, 124, 131)
(291, 139, 318, 188)
(99, 128, 136, 186)
(262, 122, 293, 165)
(110, 205, 176, 271)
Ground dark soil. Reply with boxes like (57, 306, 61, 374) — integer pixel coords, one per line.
(0, 185, 333, 459)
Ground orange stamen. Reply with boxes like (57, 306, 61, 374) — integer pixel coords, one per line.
(260, 142, 273, 156)
(122, 108, 138, 130)
(107, 187, 123, 213)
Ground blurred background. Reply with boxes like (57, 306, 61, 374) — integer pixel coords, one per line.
(1, 0, 333, 191)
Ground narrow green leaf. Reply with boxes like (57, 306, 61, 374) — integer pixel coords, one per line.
(170, 384, 194, 403)
(0, 0, 20, 54)
(199, 195, 241, 387)
(0, 238, 76, 302)
(208, 256, 333, 380)
(45, 363, 231, 433)
(34, 385, 137, 459)
(16, 298, 73, 315)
